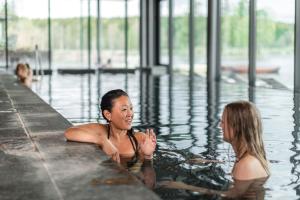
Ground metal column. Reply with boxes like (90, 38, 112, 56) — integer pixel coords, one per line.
(5, 0, 8, 70)
(140, 0, 147, 68)
(148, 0, 156, 68)
(47, 0, 52, 70)
(189, 0, 195, 79)
(207, 0, 221, 83)
(125, 0, 128, 69)
(249, 0, 256, 87)
(168, 0, 173, 75)
(96, 0, 101, 65)
(295, 0, 300, 92)
(87, 0, 91, 69)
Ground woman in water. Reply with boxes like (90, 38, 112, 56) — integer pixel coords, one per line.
(161, 101, 270, 198)
(65, 89, 156, 163)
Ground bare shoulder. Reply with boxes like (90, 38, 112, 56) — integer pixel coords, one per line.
(71, 123, 106, 132)
(233, 155, 268, 181)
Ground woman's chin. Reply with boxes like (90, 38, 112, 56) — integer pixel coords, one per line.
(127, 125, 132, 130)
(124, 124, 132, 130)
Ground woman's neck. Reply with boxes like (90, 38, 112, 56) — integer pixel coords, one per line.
(232, 144, 248, 162)
(109, 124, 128, 141)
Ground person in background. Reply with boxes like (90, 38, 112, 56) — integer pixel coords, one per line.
(161, 100, 270, 198)
(15, 63, 32, 88)
(102, 59, 112, 68)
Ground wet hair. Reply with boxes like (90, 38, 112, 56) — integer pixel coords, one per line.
(100, 89, 129, 122)
(15, 63, 26, 74)
(224, 100, 269, 175)
(15, 63, 29, 81)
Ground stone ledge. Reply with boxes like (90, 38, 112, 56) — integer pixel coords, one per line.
(0, 73, 161, 200)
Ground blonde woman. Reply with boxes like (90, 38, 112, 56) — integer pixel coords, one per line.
(161, 101, 270, 198)
(221, 100, 269, 180)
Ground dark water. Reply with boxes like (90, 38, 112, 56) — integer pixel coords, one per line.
(32, 72, 300, 199)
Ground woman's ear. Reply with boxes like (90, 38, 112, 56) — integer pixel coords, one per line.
(103, 110, 112, 122)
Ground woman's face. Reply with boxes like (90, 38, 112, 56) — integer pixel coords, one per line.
(220, 110, 233, 143)
(109, 95, 134, 130)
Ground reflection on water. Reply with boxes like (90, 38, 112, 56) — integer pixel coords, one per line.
(158, 176, 268, 199)
(291, 93, 300, 193)
(32, 72, 300, 199)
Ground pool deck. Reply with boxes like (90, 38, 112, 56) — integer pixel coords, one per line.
(0, 73, 161, 200)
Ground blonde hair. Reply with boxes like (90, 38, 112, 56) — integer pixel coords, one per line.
(224, 100, 269, 175)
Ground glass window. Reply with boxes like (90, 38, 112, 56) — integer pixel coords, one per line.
(257, 0, 294, 89)
(127, 0, 140, 68)
(51, 0, 87, 69)
(100, 0, 125, 69)
(173, 0, 189, 73)
(90, 0, 100, 68)
(221, 0, 249, 82)
(194, 0, 207, 76)
(7, 0, 49, 71)
(159, 0, 169, 65)
(0, 0, 6, 68)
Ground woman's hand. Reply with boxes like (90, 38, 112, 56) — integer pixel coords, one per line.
(102, 138, 120, 163)
(140, 129, 156, 159)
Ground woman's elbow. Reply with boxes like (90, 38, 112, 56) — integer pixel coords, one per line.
(64, 128, 74, 141)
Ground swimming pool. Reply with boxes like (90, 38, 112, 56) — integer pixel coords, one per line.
(32, 72, 299, 199)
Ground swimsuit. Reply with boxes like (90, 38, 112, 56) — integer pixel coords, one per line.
(106, 124, 139, 157)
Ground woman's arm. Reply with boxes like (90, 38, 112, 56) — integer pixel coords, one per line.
(65, 123, 121, 162)
(64, 123, 105, 146)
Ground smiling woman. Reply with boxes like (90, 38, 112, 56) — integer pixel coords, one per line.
(64, 89, 156, 163)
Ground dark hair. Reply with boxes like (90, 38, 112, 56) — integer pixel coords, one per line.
(100, 89, 128, 122)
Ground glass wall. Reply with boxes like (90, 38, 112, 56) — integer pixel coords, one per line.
(257, 0, 294, 89)
(194, 0, 207, 76)
(159, 0, 169, 65)
(0, 1, 5, 68)
(51, 0, 88, 69)
(173, 0, 189, 73)
(91, 0, 139, 69)
(7, 0, 48, 71)
(91, 0, 100, 68)
(221, 0, 249, 81)
(127, 0, 140, 68)
(100, 0, 125, 69)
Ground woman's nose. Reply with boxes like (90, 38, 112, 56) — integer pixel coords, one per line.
(128, 110, 133, 117)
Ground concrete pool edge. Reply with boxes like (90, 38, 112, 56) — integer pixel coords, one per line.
(0, 73, 161, 200)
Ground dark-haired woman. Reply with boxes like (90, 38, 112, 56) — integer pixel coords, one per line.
(15, 63, 32, 88)
(64, 89, 156, 163)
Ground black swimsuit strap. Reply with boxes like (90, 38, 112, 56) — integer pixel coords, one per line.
(107, 124, 111, 139)
(128, 135, 136, 152)
(107, 124, 138, 156)
(127, 129, 139, 156)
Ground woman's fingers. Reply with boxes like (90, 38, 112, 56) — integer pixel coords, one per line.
(111, 151, 120, 163)
(146, 129, 151, 139)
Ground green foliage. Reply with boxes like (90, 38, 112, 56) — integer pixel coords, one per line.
(5, 5, 294, 58)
